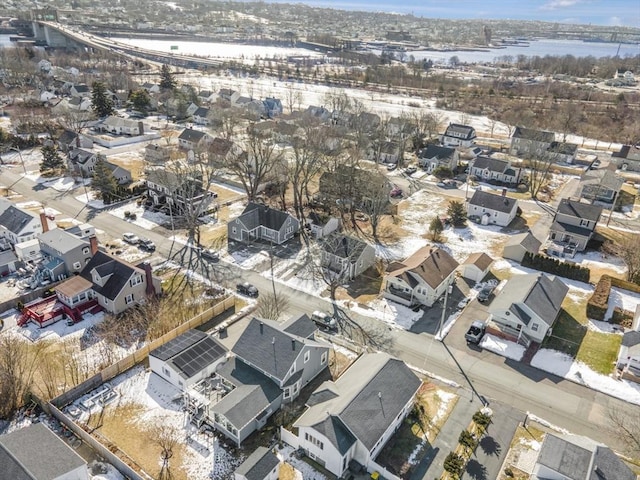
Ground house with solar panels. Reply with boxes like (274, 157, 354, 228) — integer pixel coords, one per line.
(150, 318, 330, 446)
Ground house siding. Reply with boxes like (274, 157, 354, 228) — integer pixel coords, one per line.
(467, 203, 516, 227)
(297, 426, 349, 476)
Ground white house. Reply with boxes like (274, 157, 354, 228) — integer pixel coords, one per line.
(287, 353, 421, 478)
(98, 116, 144, 136)
(0, 199, 50, 246)
(488, 273, 568, 346)
(319, 233, 376, 280)
(467, 190, 518, 227)
(617, 305, 640, 377)
(306, 213, 340, 240)
(383, 247, 459, 307)
(417, 145, 458, 173)
(149, 329, 228, 389)
(440, 123, 476, 147)
(469, 156, 521, 185)
(461, 252, 493, 282)
(547, 199, 602, 257)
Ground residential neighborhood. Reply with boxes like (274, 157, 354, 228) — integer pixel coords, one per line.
(0, 4, 639, 480)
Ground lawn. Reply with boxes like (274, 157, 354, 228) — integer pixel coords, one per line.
(576, 330, 622, 375)
(499, 425, 545, 480)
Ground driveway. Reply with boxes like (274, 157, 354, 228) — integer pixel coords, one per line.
(445, 295, 493, 352)
(410, 278, 469, 336)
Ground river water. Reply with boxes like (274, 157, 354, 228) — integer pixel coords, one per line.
(1, 33, 638, 64)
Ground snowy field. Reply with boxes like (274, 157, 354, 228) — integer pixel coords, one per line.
(605, 287, 640, 320)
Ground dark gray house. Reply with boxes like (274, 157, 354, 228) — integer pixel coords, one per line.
(0, 423, 89, 480)
(510, 126, 555, 157)
(417, 145, 459, 173)
(469, 156, 521, 185)
(228, 203, 300, 245)
(467, 190, 518, 227)
(548, 199, 602, 257)
(319, 233, 376, 280)
(146, 169, 215, 215)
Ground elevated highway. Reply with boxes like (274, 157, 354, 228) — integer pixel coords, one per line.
(34, 21, 224, 69)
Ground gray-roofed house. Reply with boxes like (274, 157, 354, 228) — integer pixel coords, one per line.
(510, 126, 555, 157)
(150, 329, 228, 389)
(0, 198, 47, 246)
(532, 433, 636, 480)
(440, 123, 477, 148)
(579, 167, 624, 205)
(38, 229, 95, 280)
(228, 202, 300, 245)
(319, 233, 376, 280)
(548, 141, 578, 164)
(55, 251, 162, 318)
(287, 352, 421, 478)
(193, 106, 211, 125)
(263, 97, 283, 118)
(617, 305, 640, 378)
(417, 145, 459, 173)
(612, 144, 640, 172)
(306, 213, 341, 240)
(146, 169, 214, 215)
(469, 156, 522, 185)
(547, 199, 602, 257)
(488, 273, 568, 345)
(178, 128, 212, 151)
(145, 142, 172, 164)
(461, 252, 494, 282)
(0, 423, 89, 480)
(467, 190, 519, 227)
(70, 83, 90, 97)
(282, 313, 319, 340)
(98, 116, 144, 136)
(57, 128, 93, 152)
(383, 246, 459, 307)
(0, 249, 19, 276)
(234, 446, 281, 480)
(502, 232, 542, 263)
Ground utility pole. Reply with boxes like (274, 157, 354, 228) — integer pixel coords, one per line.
(437, 279, 454, 341)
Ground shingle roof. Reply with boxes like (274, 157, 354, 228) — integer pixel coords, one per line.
(295, 353, 421, 452)
(512, 126, 554, 143)
(178, 128, 207, 142)
(0, 423, 87, 480)
(463, 252, 494, 271)
(213, 357, 281, 429)
(387, 246, 459, 289)
(550, 221, 593, 238)
(320, 233, 371, 261)
(418, 145, 455, 160)
(78, 251, 140, 301)
(443, 123, 476, 140)
(193, 107, 209, 117)
(235, 447, 280, 480)
(490, 273, 568, 326)
(580, 169, 624, 192)
(472, 156, 511, 174)
(282, 314, 318, 339)
(58, 129, 78, 145)
(39, 229, 88, 255)
(0, 205, 38, 235)
(0, 249, 18, 267)
(239, 203, 294, 232)
(549, 141, 578, 155)
(503, 232, 541, 252)
(556, 199, 603, 222)
(55, 275, 93, 297)
(469, 190, 518, 214)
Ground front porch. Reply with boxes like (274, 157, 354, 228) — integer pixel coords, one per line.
(382, 284, 417, 307)
(486, 317, 532, 347)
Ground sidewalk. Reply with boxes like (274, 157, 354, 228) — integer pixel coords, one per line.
(411, 389, 482, 480)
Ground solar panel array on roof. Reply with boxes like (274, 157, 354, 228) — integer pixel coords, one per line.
(170, 336, 227, 379)
(150, 329, 207, 361)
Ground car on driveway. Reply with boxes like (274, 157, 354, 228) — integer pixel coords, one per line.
(404, 166, 417, 175)
(465, 320, 486, 344)
(236, 282, 259, 298)
(122, 233, 139, 245)
(138, 238, 156, 252)
(201, 249, 220, 262)
(457, 297, 470, 309)
(477, 283, 496, 303)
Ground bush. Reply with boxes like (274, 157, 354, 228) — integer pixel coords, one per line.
(521, 252, 590, 283)
(611, 307, 634, 328)
(473, 411, 492, 428)
(587, 275, 611, 321)
(459, 430, 477, 449)
(443, 452, 464, 476)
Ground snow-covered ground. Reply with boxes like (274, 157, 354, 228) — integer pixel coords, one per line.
(531, 349, 640, 406)
(344, 297, 424, 330)
(108, 201, 171, 231)
(75, 190, 106, 209)
(276, 445, 327, 480)
(480, 334, 526, 361)
(407, 389, 456, 466)
(605, 287, 640, 321)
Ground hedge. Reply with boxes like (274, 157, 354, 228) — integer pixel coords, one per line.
(611, 307, 634, 328)
(587, 275, 611, 321)
(610, 276, 640, 294)
(521, 252, 591, 283)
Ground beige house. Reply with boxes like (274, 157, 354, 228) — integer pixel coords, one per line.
(461, 252, 493, 283)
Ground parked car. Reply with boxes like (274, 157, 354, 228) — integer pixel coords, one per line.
(465, 320, 486, 344)
(201, 249, 220, 261)
(138, 238, 156, 252)
(390, 186, 403, 198)
(122, 233, 139, 245)
(311, 310, 337, 331)
(405, 166, 417, 175)
(236, 282, 259, 298)
(457, 297, 470, 309)
(386, 163, 397, 171)
(477, 284, 496, 303)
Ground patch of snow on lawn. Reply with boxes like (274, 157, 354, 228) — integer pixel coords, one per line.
(276, 445, 326, 480)
(346, 298, 423, 330)
(531, 349, 640, 406)
(408, 389, 456, 465)
(17, 311, 106, 343)
(441, 223, 509, 263)
(75, 191, 106, 209)
(587, 319, 623, 334)
(108, 202, 171, 230)
(480, 334, 526, 361)
(89, 461, 125, 480)
(605, 287, 640, 320)
(332, 343, 359, 359)
(435, 311, 460, 340)
(43, 176, 78, 192)
(229, 248, 270, 270)
(575, 250, 627, 275)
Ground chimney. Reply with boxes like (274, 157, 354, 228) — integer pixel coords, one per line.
(260, 322, 264, 334)
(39, 212, 49, 233)
(138, 121, 144, 135)
(143, 261, 155, 297)
(501, 188, 507, 197)
(89, 235, 98, 255)
(291, 339, 296, 350)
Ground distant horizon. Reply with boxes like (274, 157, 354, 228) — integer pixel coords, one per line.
(251, 0, 640, 29)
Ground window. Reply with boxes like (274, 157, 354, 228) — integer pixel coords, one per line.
(305, 432, 324, 450)
(304, 351, 310, 363)
(531, 323, 539, 332)
(321, 352, 327, 364)
(283, 389, 290, 399)
(82, 247, 90, 255)
(162, 367, 171, 377)
(73, 262, 81, 270)
(130, 275, 142, 287)
(125, 293, 134, 304)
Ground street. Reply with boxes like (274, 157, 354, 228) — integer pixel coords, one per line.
(1, 162, 638, 455)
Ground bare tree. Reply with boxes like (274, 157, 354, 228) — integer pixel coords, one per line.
(607, 404, 640, 456)
(283, 82, 302, 113)
(607, 233, 640, 284)
(256, 291, 290, 321)
(148, 422, 181, 480)
(57, 108, 95, 146)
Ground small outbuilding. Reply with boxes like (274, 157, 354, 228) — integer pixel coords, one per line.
(461, 252, 494, 282)
(502, 232, 542, 263)
(234, 446, 280, 480)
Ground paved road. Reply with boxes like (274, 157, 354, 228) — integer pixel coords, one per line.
(2, 163, 638, 455)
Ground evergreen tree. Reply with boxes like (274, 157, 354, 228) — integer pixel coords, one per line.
(91, 158, 119, 204)
(159, 64, 176, 91)
(129, 89, 151, 113)
(447, 200, 467, 227)
(429, 216, 444, 242)
(40, 145, 64, 174)
(91, 81, 114, 118)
